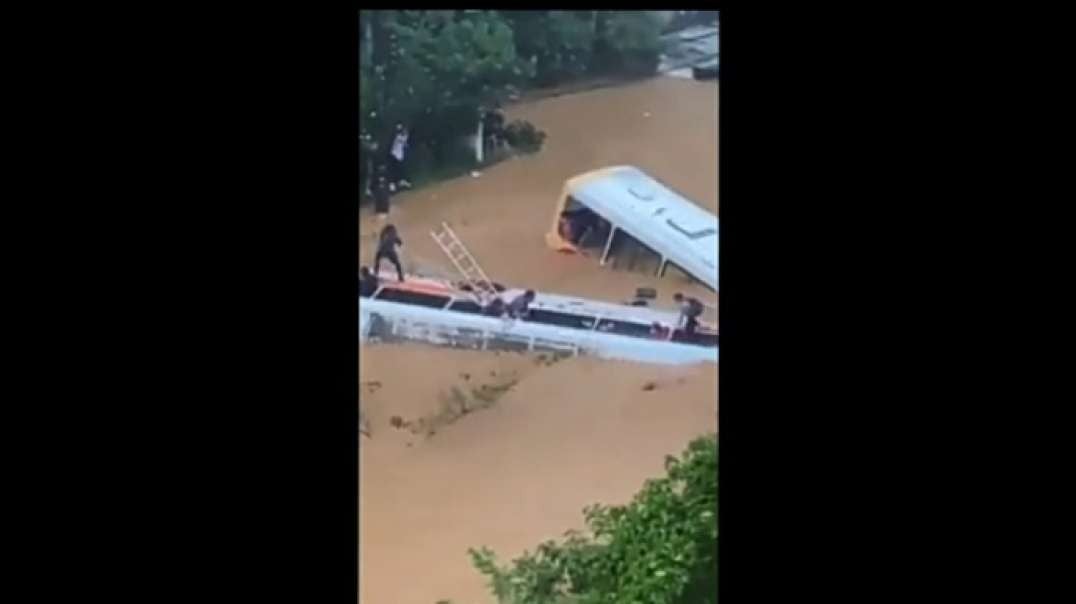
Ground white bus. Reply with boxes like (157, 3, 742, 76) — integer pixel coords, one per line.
(545, 166, 718, 293)
(359, 275, 718, 366)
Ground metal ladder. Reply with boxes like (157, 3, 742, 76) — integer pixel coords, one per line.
(430, 222, 498, 305)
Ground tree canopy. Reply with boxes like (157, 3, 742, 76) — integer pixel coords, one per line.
(469, 433, 718, 604)
(360, 11, 664, 139)
(359, 11, 667, 191)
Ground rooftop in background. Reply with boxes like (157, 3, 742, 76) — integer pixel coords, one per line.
(659, 23, 719, 76)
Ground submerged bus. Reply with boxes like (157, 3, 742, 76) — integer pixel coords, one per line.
(359, 274, 718, 366)
(545, 166, 718, 293)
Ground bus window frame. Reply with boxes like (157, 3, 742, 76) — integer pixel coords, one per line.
(603, 229, 664, 275)
(661, 260, 717, 296)
(372, 287, 453, 310)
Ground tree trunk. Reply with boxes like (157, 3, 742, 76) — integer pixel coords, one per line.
(361, 12, 373, 59)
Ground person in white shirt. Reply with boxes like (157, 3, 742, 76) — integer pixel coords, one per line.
(388, 124, 410, 191)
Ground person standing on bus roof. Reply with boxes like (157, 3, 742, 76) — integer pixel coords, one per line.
(374, 224, 405, 282)
(673, 292, 704, 335)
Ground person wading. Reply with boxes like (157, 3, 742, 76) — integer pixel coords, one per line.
(374, 224, 405, 282)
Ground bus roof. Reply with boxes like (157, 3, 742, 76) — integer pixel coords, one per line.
(566, 166, 718, 292)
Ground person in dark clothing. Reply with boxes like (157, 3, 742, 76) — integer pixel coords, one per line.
(483, 296, 506, 317)
(673, 292, 705, 335)
(507, 290, 536, 319)
(559, 207, 599, 245)
(558, 211, 574, 240)
(373, 172, 391, 218)
(574, 210, 599, 244)
(483, 107, 506, 155)
(374, 224, 405, 282)
(359, 266, 378, 297)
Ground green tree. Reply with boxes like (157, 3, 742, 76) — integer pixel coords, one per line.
(592, 11, 663, 77)
(376, 10, 531, 167)
(359, 10, 667, 193)
(469, 434, 718, 604)
(502, 11, 595, 87)
(378, 11, 528, 128)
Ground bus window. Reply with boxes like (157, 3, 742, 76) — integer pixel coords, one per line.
(486, 334, 532, 353)
(671, 330, 719, 348)
(448, 299, 484, 315)
(606, 230, 663, 276)
(595, 319, 653, 338)
(663, 261, 703, 288)
(528, 309, 595, 330)
(533, 339, 576, 357)
(560, 197, 607, 250)
(374, 288, 452, 310)
(666, 220, 716, 240)
(442, 327, 485, 350)
(564, 195, 585, 213)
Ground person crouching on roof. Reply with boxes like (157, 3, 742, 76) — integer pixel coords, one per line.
(359, 266, 379, 298)
(673, 292, 705, 335)
(483, 296, 507, 317)
(650, 322, 671, 340)
(507, 290, 536, 320)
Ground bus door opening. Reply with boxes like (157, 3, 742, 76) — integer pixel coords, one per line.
(559, 197, 609, 252)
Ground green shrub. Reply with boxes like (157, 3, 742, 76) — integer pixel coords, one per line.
(469, 434, 718, 604)
(405, 140, 476, 189)
(503, 120, 546, 154)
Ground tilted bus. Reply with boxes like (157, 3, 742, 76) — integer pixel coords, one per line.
(545, 166, 718, 294)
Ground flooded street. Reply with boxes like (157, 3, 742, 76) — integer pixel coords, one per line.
(359, 76, 717, 306)
(360, 76, 718, 603)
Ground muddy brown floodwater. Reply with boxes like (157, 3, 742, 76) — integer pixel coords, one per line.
(360, 77, 718, 603)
